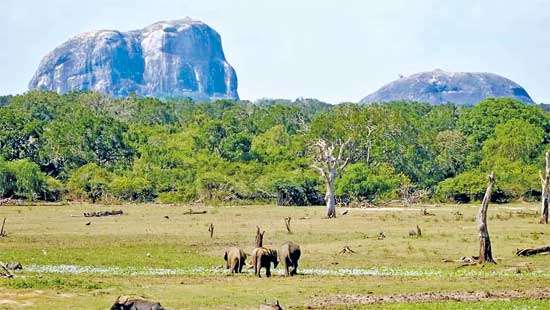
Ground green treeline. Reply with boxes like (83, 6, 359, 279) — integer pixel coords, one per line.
(0, 91, 548, 204)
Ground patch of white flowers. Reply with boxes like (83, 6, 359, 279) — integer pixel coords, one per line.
(24, 264, 549, 279)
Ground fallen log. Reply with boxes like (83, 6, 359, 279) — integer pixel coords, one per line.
(83, 210, 124, 217)
(516, 246, 550, 257)
(0, 262, 14, 278)
(0, 197, 12, 206)
(184, 209, 207, 215)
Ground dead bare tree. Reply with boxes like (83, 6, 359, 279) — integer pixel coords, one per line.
(0, 218, 6, 237)
(477, 172, 496, 264)
(283, 217, 292, 234)
(540, 151, 550, 224)
(208, 223, 214, 238)
(255, 226, 264, 248)
(311, 138, 352, 218)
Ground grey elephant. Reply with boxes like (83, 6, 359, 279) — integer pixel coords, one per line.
(279, 241, 301, 276)
(250, 247, 278, 278)
(223, 246, 247, 273)
(110, 296, 165, 310)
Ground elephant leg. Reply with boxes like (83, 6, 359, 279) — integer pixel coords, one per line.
(291, 262, 298, 276)
(255, 259, 262, 278)
(287, 257, 293, 276)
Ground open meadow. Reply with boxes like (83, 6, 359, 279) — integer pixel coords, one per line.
(0, 202, 549, 309)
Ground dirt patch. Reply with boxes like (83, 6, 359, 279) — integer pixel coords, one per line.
(308, 288, 550, 308)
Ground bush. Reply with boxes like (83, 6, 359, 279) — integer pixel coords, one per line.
(67, 163, 112, 202)
(436, 161, 539, 203)
(109, 176, 155, 202)
(436, 170, 486, 203)
(0, 159, 49, 200)
(274, 179, 324, 206)
(336, 163, 408, 202)
(44, 177, 65, 201)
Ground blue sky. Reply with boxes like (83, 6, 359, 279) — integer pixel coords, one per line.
(1, 0, 549, 103)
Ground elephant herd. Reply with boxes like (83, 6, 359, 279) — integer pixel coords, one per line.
(224, 241, 301, 277)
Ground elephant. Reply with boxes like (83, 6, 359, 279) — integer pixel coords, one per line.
(223, 246, 247, 273)
(110, 296, 165, 310)
(279, 241, 301, 276)
(250, 247, 278, 278)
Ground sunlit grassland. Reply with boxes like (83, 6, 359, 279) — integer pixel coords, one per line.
(0, 202, 549, 309)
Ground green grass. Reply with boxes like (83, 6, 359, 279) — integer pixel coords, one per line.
(0, 202, 549, 309)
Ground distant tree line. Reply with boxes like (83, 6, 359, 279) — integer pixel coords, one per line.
(0, 91, 548, 205)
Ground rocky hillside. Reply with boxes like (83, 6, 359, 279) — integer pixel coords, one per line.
(360, 69, 533, 105)
(29, 18, 238, 101)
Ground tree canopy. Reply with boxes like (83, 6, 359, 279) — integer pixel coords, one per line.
(0, 91, 547, 205)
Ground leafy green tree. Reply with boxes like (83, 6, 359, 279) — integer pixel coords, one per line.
(482, 119, 544, 164)
(67, 163, 113, 202)
(0, 158, 49, 200)
(336, 163, 408, 202)
(434, 130, 470, 178)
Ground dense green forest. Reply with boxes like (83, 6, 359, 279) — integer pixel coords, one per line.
(0, 91, 548, 205)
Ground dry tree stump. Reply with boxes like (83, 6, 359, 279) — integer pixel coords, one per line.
(477, 172, 496, 264)
(255, 226, 265, 248)
(284, 217, 292, 234)
(409, 225, 422, 237)
(540, 151, 550, 224)
(208, 223, 214, 238)
(338, 246, 356, 255)
(259, 300, 283, 310)
(0, 218, 6, 237)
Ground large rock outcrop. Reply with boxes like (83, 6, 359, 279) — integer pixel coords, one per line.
(360, 69, 533, 105)
(29, 18, 238, 101)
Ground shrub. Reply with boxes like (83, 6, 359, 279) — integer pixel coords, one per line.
(273, 179, 324, 206)
(0, 159, 49, 200)
(67, 163, 112, 202)
(336, 163, 408, 202)
(436, 161, 538, 203)
(109, 176, 155, 202)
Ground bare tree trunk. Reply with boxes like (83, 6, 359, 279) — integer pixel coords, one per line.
(255, 226, 264, 248)
(477, 172, 496, 264)
(208, 223, 214, 238)
(540, 152, 550, 224)
(284, 217, 292, 233)
(325, 169, 336, 218)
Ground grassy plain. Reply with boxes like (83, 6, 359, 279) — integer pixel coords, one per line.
(0, 202, 549, 309)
